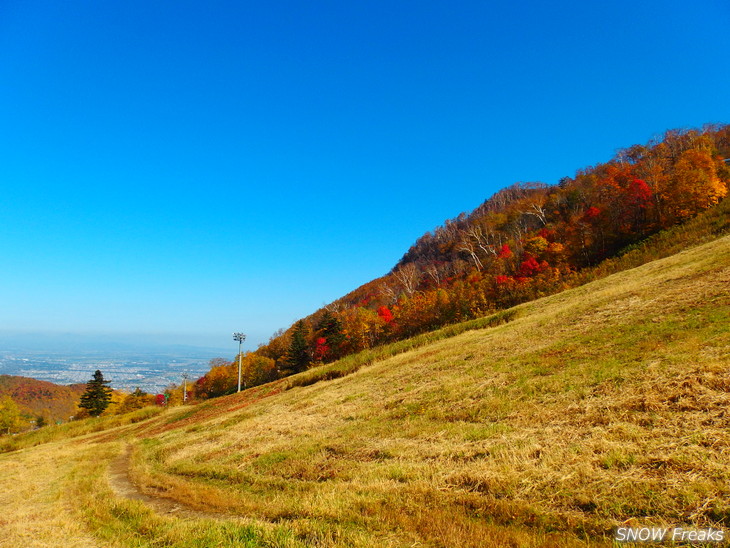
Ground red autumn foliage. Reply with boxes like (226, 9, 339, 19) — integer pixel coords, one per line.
(495, 274, 511, 285)
(314, 337, 329, 361)
(628, 178, 652, 206)
(498, 244, 513, 258)
(519, 254, 548, 277)
(537, 228, 554, 240)
(377, 306, 394, 323)
(583, 206, 601, 220)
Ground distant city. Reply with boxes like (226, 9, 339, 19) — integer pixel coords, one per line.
(0, 349, 227, 393)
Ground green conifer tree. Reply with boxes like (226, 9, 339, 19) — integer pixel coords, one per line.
(79, 370, 113, 417)
(285, 320, 310, 373)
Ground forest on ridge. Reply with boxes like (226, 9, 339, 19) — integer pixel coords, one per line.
(191, 125, 729, 399)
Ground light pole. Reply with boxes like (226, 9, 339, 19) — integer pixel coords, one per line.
(233, 332, 246, 392)
(182, 372, 188, 403)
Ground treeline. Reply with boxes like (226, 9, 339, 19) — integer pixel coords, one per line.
(189, 124, 729, 400)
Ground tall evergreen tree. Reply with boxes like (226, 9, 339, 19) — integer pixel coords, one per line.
(316, 310, 346, 360)
(285, 320, 310, 373)
(79, 370, 113, 417)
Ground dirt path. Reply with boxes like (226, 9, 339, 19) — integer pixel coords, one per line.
(107, 444, 226, 521)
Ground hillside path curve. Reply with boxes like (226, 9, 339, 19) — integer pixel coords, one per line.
(107, 444, 226, 521)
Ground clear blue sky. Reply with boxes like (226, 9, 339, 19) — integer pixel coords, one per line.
(1, 0, 728, 352)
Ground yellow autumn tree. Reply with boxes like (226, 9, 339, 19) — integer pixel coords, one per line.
(239, 353, 277, 388)
(665, 149, 728, 221)
(341, 306, 384, 352)
(0, 396, 24, 434)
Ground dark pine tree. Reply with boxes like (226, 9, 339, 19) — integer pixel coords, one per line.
(79, 370, 113, 417)
(316, 310, 346, 361)
(285, 320, 310, 373)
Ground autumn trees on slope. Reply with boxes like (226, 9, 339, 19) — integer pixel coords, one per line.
(194, 125, 729, 398)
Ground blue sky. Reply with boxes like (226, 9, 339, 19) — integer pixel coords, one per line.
(1, 0, 728, 352)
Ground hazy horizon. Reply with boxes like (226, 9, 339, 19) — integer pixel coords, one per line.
(0, 329, 235, 356)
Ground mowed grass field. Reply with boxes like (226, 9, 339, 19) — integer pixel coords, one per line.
(1, 234, 728, 547)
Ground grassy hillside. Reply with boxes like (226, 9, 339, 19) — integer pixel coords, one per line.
(0, 233, 728, 547)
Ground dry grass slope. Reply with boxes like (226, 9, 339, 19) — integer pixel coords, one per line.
(0, 233, 728, 547)
(131, 234, 730, 546)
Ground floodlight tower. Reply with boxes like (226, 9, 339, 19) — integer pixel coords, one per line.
(182, 372, 189, 403)
(233, 332, 246, 392)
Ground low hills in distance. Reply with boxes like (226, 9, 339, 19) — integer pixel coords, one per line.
(0, 338, 225, 400)
(0, 340, 229, 429)
(0, 375, 86, 424)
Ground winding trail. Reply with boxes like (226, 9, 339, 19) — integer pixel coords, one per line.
(107, 444, 225, 521)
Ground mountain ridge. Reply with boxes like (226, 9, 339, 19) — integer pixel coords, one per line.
(186, 124, 729, 397)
